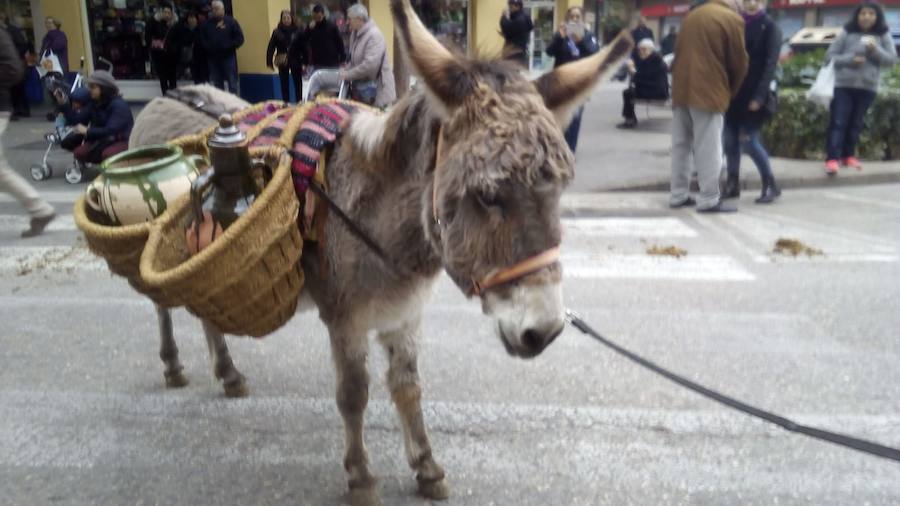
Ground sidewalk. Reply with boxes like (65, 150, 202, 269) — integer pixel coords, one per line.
(574, 81, 900, 193)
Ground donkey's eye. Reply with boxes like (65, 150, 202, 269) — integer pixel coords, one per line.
(476, 192, 503, 209)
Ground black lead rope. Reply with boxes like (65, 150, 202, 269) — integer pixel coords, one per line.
(565, 310, 900, 464)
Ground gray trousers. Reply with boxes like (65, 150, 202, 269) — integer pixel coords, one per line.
(670, 106, 724, 210)
(0, 113, 54, 218)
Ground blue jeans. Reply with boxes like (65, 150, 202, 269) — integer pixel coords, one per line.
(723, 120, 773, 181)
(564, 106, 584, 153)
(208, 55, 239, 94)
(826, 87, 876, 160)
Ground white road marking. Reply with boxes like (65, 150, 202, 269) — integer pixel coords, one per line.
(563, 217, 697, 238)
(0, 189, 83, 203)
(753, 253, 899, 264)
(820, 191, 900, 211)
(0, 214, 77, 232)
(562, 253, 756, 281)
(0, 246, 106, 275)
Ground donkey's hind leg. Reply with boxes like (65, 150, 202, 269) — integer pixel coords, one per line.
(378, 320, 450, 501)
(329, 323, 379, 506)
(201, 319, 248, 398)
(157, 304, 188, 388)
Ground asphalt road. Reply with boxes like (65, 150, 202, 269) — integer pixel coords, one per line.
(1, 186, 899, 505)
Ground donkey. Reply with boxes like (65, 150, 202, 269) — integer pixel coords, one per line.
(127, 1, 632, 502)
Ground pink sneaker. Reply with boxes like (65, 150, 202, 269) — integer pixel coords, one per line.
(824, 159, 839, 175)
(842, 157, 863, 170)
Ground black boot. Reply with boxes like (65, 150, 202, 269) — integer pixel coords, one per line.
(755, 178, 781, 204)
(722, 175, 740, 199)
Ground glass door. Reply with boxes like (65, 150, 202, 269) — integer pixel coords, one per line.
(524, 1, 555, 74)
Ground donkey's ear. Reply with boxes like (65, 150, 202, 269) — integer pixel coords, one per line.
(534, 32, 634, 128)
(390, 0, 475, 113)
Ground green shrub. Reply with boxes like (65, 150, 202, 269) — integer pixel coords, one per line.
(763, 89, 900, 160)
(779, 49, 826, 89)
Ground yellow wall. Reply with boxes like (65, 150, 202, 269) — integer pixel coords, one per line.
(368, 1, 395, 66)
(41, 0, 89, 73)
(471, 0, 583, 60)
(233, 0, 289, 74)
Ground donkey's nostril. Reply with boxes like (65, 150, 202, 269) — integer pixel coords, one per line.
(522, 328, 543, 352)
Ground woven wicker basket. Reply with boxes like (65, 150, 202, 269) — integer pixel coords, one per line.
(72, 196, 173, 304)
(139, 146, 304, 337)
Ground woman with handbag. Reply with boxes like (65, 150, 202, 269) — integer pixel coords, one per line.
(39, 17, 68, 74)
(823, 2, 897, 174)
(267, 10, 302, 103)
(722, 0, 782, 204)
(340, 5, 396, 108)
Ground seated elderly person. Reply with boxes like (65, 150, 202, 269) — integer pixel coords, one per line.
(56, 70, 133, 164)
(338, 4, 396, 108)
(618, 38, 669, 129)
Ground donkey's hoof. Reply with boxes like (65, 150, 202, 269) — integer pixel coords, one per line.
(164, 372, 189, 388)
(417, 477, 451, 500)
(348, 486, 380, 506)
(223, 379, 249, 398)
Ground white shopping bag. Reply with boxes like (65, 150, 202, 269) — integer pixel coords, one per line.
(806, 61, 834, 108)
(37, 50, 63, 78)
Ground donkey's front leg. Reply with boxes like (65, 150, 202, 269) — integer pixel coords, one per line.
(378, 320, 450, 500)
(156, 304, 187, 388)
(201, 319, 248, 398)
(329, 325, 379, 506)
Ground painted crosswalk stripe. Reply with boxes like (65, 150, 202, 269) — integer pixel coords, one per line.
(563, 217, 697, 237)
(0, 189, 83, 204)
(0, 246, 106, 275)
(562, 254, 755, 281)
(0, 214, 77, 232)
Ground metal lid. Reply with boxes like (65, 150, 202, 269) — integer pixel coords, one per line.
(208, 114, 246, 147)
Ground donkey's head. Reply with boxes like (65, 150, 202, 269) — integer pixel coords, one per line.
(391, 0, 632, 358)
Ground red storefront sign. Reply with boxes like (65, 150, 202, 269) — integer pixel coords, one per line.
(772, 0, 900, 7)
(644, 0, 900, 17)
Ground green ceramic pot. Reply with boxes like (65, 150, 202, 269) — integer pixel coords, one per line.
(86, 144, 206, 226)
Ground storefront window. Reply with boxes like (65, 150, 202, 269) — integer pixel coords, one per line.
(772, 9, 804, 55)
(86, 0, 206, 80)
(819, 8, 854, 28)
(412, 0, 469, 53)
(525, 1, 555, 73)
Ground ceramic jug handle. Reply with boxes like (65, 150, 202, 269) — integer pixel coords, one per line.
(187, 154, 210, 173)
(85, 179, 104, 213)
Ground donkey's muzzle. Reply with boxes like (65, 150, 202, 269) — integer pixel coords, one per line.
(504, 320, 565, 358)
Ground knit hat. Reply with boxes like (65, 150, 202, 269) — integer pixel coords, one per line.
(86, 70, 119, 94)
(70, 87, 91, 104)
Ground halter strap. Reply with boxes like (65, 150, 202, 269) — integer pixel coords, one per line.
(431, 126, 560, 296)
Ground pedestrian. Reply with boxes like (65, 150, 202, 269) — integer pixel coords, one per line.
(306, 4, 346, 70)
(1, 15, 32, 120)
(669, 0, 748, 213)
(340, 4, 396, 108)
(545, 6, 599, 152)
(39, 16, 68, 74)
(823, 2, 897, 174)
(267, 10, 302, 103)
(183, 12, 209, 84)
(618, 38, 669, 129)
(500, 0, 533, 69)
(146, 3, 181, 95)
(0, 27, 55, 237)
(660, 26, 677, 56)
(58, 71, 133, 166)
(723, 0, 782, 204)
(201, 0, 244, 93)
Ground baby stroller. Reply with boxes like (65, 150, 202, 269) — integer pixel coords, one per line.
(304, 68, 349, 102)
(31, 57, 113, 184)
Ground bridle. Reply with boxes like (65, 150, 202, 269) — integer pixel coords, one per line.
(432, 126, 561, 297)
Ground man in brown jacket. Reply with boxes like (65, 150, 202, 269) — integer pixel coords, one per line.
(669, 0, 748, 212)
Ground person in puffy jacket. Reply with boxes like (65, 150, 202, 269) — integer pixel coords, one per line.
(60, 71, 133, 164)
(823, 2, 897, 174)
(200, 0, 244, 93)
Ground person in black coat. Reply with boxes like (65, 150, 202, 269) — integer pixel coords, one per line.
(180, 12, 208, 84)
(500, 0, 533, 68)
(618, 39, 669, 129)
(545, 6, 598, 153)
(305, 4, 346, 69)
(58, 71, 133, 164)
(630, 16, 655, 61)
(267, 10, 303, 102)
(2, 16, 32, 119)
(200, 0, 244, 92)
(722, 0, 782, 203)
(146, 3, 180, 94)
